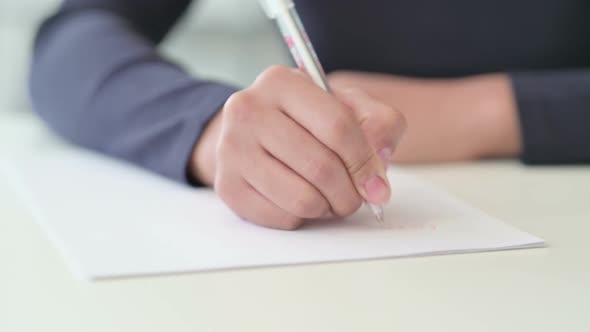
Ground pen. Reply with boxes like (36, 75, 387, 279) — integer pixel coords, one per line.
(259, 0, 385, 224)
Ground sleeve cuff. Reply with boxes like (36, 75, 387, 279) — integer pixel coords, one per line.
(167, 82, 238, 186)
(510, 70, 590, 164)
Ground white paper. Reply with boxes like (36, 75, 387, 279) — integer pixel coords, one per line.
(0, 148, 544, 280)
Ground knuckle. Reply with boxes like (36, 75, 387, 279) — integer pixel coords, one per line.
(381, 105, 407, 131)
(364, 106, 407, 147)
(257, 65, 296, 85)
(292, 189, 326, 218)
(366, 103, 394, 123)
(328, 115, 353, 146)
(223, 91, 257, 122)
(304, 154, 338, 185)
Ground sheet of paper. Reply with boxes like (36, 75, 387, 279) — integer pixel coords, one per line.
(0, 147, 544, 280)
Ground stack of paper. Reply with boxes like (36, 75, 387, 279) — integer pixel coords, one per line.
(0, 148, 544, 280)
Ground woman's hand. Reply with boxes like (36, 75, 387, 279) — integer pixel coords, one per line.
(328, 71, 522, 163)
(191, 66, 406, 230)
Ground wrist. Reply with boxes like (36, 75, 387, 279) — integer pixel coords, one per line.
(190, 109, 224, 186)
(459, 74, 522, 159)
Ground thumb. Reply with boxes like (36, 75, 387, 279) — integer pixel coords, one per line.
(335, 88, 407, 167)
(330, 91, 392, 205)
(345, 140, 391, 205)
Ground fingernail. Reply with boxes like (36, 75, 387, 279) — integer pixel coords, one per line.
(363, 175, 390, 204)
(378, 147, 393, 167)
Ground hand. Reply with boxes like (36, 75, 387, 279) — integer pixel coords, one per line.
(191, 66, 406, 230)
(328, 71, 522, 163)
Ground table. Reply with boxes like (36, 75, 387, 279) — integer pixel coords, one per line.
(1, 111, 589, 332)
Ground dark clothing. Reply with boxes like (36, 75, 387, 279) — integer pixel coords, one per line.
(30, 0, 590, 184)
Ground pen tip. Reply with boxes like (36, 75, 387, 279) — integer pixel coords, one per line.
(376, 210, 384, 224)
(368, 203, 385, 225)
(367, 203, 385, 225)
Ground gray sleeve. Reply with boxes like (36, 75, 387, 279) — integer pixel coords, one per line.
(29, 0, 238, 185)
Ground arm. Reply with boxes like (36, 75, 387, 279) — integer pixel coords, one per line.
(328, 72, 521, 163)
(328, 70, 590, 165)
(30, 1, 407, 230)
(30, 0, 238, 184)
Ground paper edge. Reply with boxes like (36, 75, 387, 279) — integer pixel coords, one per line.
(90, 240, 546, 281)
(0, 160, 87, 281)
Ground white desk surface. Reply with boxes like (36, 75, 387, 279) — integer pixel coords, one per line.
(1, 111, 589, 332)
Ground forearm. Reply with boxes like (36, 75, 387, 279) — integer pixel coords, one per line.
(328, 71, 522, 162)
(30, 1, 238, 184)
(453, 73, 522, 159)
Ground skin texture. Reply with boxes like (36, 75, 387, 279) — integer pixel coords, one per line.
(191, 66, 407, 230)
(327, 71, 522, 163)
(192, 68, 521, 230)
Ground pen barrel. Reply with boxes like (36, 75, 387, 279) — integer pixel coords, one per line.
(274, 7, 331, 91)
(269, 2, 386, 225)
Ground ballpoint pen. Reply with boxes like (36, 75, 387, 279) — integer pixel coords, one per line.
(259, 0, 385, 224)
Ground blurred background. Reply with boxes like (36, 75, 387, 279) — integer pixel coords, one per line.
(0, 0, 291, 114)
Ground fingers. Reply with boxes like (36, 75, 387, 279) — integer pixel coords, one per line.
(244, 146, 331, 219)
(216, 174, 304, 230)
(253, 66, 391, 205)
(214, 66, 399, 230)
(217, 92, 336, 229)
(257, 109, 363, 217)
(335, 89, 407, 166)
